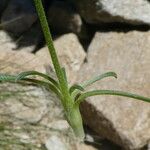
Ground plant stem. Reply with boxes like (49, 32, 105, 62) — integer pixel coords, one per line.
(33, 0, 72, 107)
(67, 105, 85, 140)
(34, 0, 61, 77)
(34, 0, 62, 82)
(34, 0, 85, 139)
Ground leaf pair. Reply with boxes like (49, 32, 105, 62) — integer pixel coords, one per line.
(0, 71, 62, 99)
(70, 71, 150, 104)
(70, 72, 117, 100)
(67, 72, 150, 105)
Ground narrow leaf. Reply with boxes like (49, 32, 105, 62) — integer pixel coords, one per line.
(69, 84, 84, 94)
(75, 90, 150, 105)
(0, 74, 62, 99)
(15, 71, 59, 88)
(71, 72, 117, 99)
(81, 72, 117, 88)
(0, 74, 16, 82)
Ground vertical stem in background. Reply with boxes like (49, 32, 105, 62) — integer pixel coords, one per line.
(33, 0, 72, 107)
(33, 0, 62, 83)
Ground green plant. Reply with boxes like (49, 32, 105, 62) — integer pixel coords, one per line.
(0, 0, 150, 140)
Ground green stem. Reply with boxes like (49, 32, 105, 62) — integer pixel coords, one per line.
(34, 0, 61, 79)
(33, 0, 85, 139)
(33, 0, 72, 107)
(66, 105, 85, 140)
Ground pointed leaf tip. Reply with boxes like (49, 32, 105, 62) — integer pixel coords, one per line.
(15, 71, 59, 88)
(75, 90, 150, 105)
(0, 74, 16, 82)
(69, 84, 84, 94)
(81, 71, 117, 88)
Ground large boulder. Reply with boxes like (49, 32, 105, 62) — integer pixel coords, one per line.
(0, 49, 93, 150)
(78, 31, 150, 149)
(0, 50, 67, 149)
(74, 0, 150, 25)
(1, 0, 37, 34)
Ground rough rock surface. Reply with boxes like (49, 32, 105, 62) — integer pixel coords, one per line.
(0, 49, 88, 150)
(0, 49, 46, 73)
(0, 44, 96, 149)
(36, 33, 86, 84)
(74, 0, 150, 25)
(1, 0, 37, 34)
(45, 135, 68, 150)
(0, 31, 16, 50)
(79, 31, 150, 149)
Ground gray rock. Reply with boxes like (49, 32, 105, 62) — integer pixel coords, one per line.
(0, 50, 51, 123)
(0, 50, 75, 149)
(0, 31, 16, 50)
(0, 45, 94, 150)
(74, 0, 150, 25)
(45, 136, 68, 150)
(1, 0, 37, 34)
(78, 31, 150, 149)
(0, 49, 46, 73)
(0, 83, 49, 124)
(48, 1, 83, 34)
